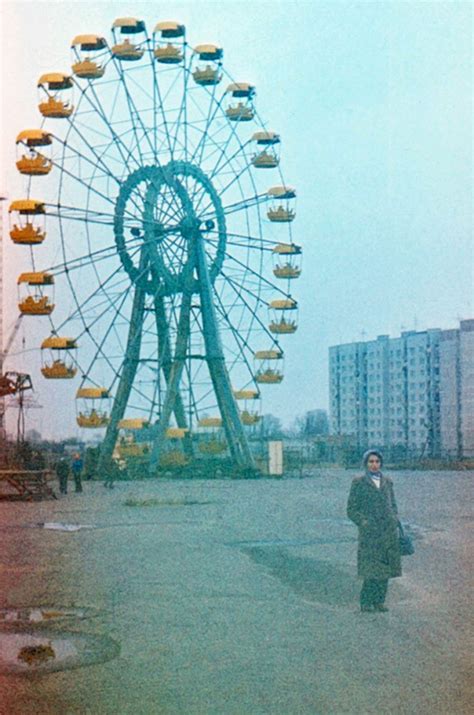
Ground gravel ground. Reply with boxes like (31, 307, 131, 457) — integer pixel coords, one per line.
(0, 468, 472, 714)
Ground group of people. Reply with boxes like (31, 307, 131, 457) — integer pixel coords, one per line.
(55, 453, 84, 495)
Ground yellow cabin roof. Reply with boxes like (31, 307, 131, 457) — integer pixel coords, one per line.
(37, 73, 73, 88)
(166, 427, 189, 439)
(154, 21, 185, 37)
(17, 272, 54, 285)
(226, 82, 255, 96)
(118, 417, 150, 430)
(194, 44, 223, 59)
(269, 298, 298, 310)
(76, 386, 109, 399)
(254, 350, 283, 360)
(41, 336, 77, 349)
(272, 243, 302, 255)
(112, 17, 145, 32)
(71, 35, 107, 50)
(9, 199, 45, 213)
(198, 417, 222, 428)
(252, 131, 280, 144)
(267, 185, 296, 199)
(234, 390, 260, 400)
(16, 129, 52, 146)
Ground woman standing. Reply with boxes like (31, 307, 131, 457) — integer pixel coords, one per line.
(347, 449, 401, 612)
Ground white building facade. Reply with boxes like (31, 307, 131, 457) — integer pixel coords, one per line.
(329, 320, 473, 458)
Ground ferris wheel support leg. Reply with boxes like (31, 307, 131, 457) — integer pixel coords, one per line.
(97, 264, 147, 476)
(149, 268, 194, 474)
(194, 230, 255, 472)
(154, 296, 193, 459)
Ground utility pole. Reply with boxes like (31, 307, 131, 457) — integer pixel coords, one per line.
(0, 196, 7, 442)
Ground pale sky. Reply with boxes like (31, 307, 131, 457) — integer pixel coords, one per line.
(1, 0, 472, 440)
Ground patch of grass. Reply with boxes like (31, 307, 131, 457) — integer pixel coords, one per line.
(123, 497, 209, 508)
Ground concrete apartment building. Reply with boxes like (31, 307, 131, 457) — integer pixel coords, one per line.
(329, 320, 474, 458)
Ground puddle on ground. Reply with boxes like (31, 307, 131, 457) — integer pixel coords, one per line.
(0, 607, 97, 627)
(40, 522, 94, 532)
(0, 630, 120, 674)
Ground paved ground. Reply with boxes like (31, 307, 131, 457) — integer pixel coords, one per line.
(0, 468, 472, 714)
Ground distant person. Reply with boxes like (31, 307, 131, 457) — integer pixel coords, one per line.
(71, 453, 83, 493)
(56, 457, 70, 495)
(29, 450, 45, 471)
(347, 449, 401, 612)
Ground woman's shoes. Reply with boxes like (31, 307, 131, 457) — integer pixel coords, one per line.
(360, 605, 374, 612)
(373, 604, 389, 612)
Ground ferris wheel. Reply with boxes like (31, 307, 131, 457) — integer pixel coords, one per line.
(9, 17, 302, 474)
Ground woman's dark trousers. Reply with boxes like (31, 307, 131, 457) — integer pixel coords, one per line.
(360, 579, 388, 608)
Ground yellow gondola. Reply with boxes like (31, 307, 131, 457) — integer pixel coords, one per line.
(226, 103, 254, 122)
(267, 206, 296, 222)
(118, 417, 150, 430)
(72, 59, 105, 79)
(10, 202, 46, 248)
(154, 44, 183, 64)
(19, 295, 54, 316)
(16, 155, 52, 176)
(267, 185, 296, 222)
(71, 34, 107, 79)
(198, 417, 223, 428)
(17, 272, 55, 315)
(273, 264, 301, 279)
(39, 96, 73, 117)
(166, 427, 189, 439)
(269, 319, 298, 334)
(251, 150, 279, 169)
(10, 223, 45, 245)
(193, 66, 222, 86)
(241, 410, 260, 425)
(41, 361, 77, 379)
(41, 335, 77, 380)
(76, 385, 110, 428)
(112, 39, 144, 61)
(254, 349, 284, 384)
(77, 411, 109, 428)
(255, 369, 283, 384)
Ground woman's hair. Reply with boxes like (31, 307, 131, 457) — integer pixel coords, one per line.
(362, 449, 383, 467)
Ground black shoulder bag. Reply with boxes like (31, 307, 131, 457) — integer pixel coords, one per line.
(398, 520, 415, 556)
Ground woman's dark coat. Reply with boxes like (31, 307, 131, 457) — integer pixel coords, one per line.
(347, 474, 402, 580)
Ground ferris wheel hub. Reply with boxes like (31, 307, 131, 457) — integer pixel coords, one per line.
(114, 161, 227, 296)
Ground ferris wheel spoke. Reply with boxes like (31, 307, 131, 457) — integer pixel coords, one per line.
(170, 63, 191, 161)
(71, 81, 141, 170)
(110, 55, 158, 163)
(219, 270, 281, 347)
(54, 243, 141, 334)
(222, 250, 288, 297)
(213, 290, 256, 383)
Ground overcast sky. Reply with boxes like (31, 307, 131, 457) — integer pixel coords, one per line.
(1, 0, 472, 439)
